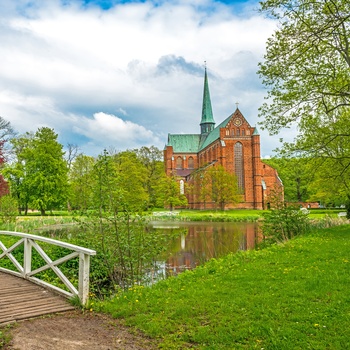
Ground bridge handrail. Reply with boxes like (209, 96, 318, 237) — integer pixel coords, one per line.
(0, 230, 96, 305)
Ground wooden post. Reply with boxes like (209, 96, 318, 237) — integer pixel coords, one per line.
(79, 253, 91, 305)
(23, 238, 32, 277)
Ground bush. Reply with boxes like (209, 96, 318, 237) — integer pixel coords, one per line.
(261, 205, 311, 244)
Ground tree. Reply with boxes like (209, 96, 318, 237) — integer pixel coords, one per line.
(189, 165, 240, 210)
(68, 154, 95, 212)
(133, 146, 164, 209)
(263, 157, 314, 203)
(258, 0, 350, 135)
(113, 150, 149, 211)
(5, 128, 69, 215)
(258, 0, 350, 213)
(4, 132, 35, 214)
(0, 116, 15, 196)
(207, 165, 240, 210)
(157, 175, 188, 211)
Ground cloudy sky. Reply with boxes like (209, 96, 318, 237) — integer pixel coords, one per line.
(0, 0, 291, 157)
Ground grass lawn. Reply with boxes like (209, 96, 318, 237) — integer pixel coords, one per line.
(96, 225, 350, 349)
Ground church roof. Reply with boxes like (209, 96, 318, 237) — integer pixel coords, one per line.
(167, 134, 201, 153)
(200, 67, 215, 126)
(199, 114, 231, 150)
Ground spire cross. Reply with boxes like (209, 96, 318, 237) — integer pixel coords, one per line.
(235, 102, 239, 109)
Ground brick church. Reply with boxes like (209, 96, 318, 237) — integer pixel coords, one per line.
(164, 68, 283, 210)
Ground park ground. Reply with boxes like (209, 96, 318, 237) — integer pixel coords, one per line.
(1, 213, 349, 349)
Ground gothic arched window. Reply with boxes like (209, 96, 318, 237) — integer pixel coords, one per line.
(176, 156, 183, 169)
(234, 142, 244, 191)
(188, 156, 194, 169)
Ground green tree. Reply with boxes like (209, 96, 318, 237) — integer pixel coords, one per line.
(258, 0, 350, 214)
(263, 157, 314, 203)
(4, 133, 35, 214)
(114, 150, 149, 210)
(68, 154, 95, 212)
(188, 165, 239, 210)
(133, 146, 164, 209)
(5, 128, 69, 215)
(207, 165, 240, 210)
(190, 169, 212, 209)
(158, 175, 187, 211)
(258, 0, 350, 135)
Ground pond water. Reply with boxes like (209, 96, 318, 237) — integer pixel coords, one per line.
(36, 220, 259, 284)
(149, 221, 259, 279)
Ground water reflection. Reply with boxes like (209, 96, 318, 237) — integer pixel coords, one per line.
(150, 221, 259, 278)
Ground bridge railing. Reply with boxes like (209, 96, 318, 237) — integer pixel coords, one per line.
(0, 230, 96, 305)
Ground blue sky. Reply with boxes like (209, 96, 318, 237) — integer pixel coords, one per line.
(0, 0, 291, 157)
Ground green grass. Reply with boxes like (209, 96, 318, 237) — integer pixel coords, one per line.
(0, 324, 13, 348)
(96, 225, 350, 349)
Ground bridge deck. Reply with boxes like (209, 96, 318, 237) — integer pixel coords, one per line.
(0, 272, 75, 326)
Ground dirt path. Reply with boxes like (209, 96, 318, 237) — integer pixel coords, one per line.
(3, 310, 159, 350)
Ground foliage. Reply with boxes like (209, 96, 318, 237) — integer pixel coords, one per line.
(133, 146, 164, 209)
(261, 204, 311, 244)
(263, 157, 315, 202)
(4, 128, 69, 215)
(68, 154, 96, 212)
(112, 150, 149, 211)
(258, 0, 350, 135)
(190, 165, 240, 210)
(0, 324, 13, 348)
(68, 150, 178, 296)
(96, 225, 350, 349)
(259, 0, 350, 215)
(0, 195, 18, 226)
(261, 189, 311, 243)
(157, 174, 188, 211)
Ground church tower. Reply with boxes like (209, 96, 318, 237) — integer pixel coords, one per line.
(200, 66, 215, 137)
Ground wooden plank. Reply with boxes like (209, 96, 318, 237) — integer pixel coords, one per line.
(0, 271, 75, 326)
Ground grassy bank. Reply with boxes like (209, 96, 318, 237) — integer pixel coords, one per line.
(150, 208, 344, 222)
(96, 225, 350, 349)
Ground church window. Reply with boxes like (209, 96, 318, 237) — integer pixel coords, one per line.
(234, 142, 244, 190)
(231, 129, 235, 136)
(242, 129, 245, 136)
(176, 156, 183, 169)
(188, 156, 194, 169)
(226, 129, 229, 136)
(180, 180, 184, 194)
(236, 129, 240, 136)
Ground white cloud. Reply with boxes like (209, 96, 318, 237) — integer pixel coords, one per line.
(74, 112, 162, 149)
(0, 0, 285, 156)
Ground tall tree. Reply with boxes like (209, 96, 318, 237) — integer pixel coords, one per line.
(258, 0, 350, 212)
(4, 133, 34, 214)
(113, 150, 149, 211)
(207, 165, 240, 210)
(68, 154, 95, 212)
(0, 116, 15, 196)
(133, 146, 164, 209)
(263, 157, 314, 203)
(29, 128, 69, 215)
(258, 0, 350, 135)
(5, 128, 69, 215)
(189, 165, 239, 210)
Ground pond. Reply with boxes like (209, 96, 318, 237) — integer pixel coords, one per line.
(34, 220, 259, 285)
(149, 221, 259, 279)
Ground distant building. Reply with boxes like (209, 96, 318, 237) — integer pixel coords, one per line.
(163, 68, 283, 210)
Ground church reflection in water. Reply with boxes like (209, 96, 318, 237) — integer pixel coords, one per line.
(151, 221, 259, 279)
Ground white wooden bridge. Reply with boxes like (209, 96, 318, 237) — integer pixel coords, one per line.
(0, 231, 96, 325)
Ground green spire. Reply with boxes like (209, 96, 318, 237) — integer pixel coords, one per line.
(200, 66, 215, 135)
